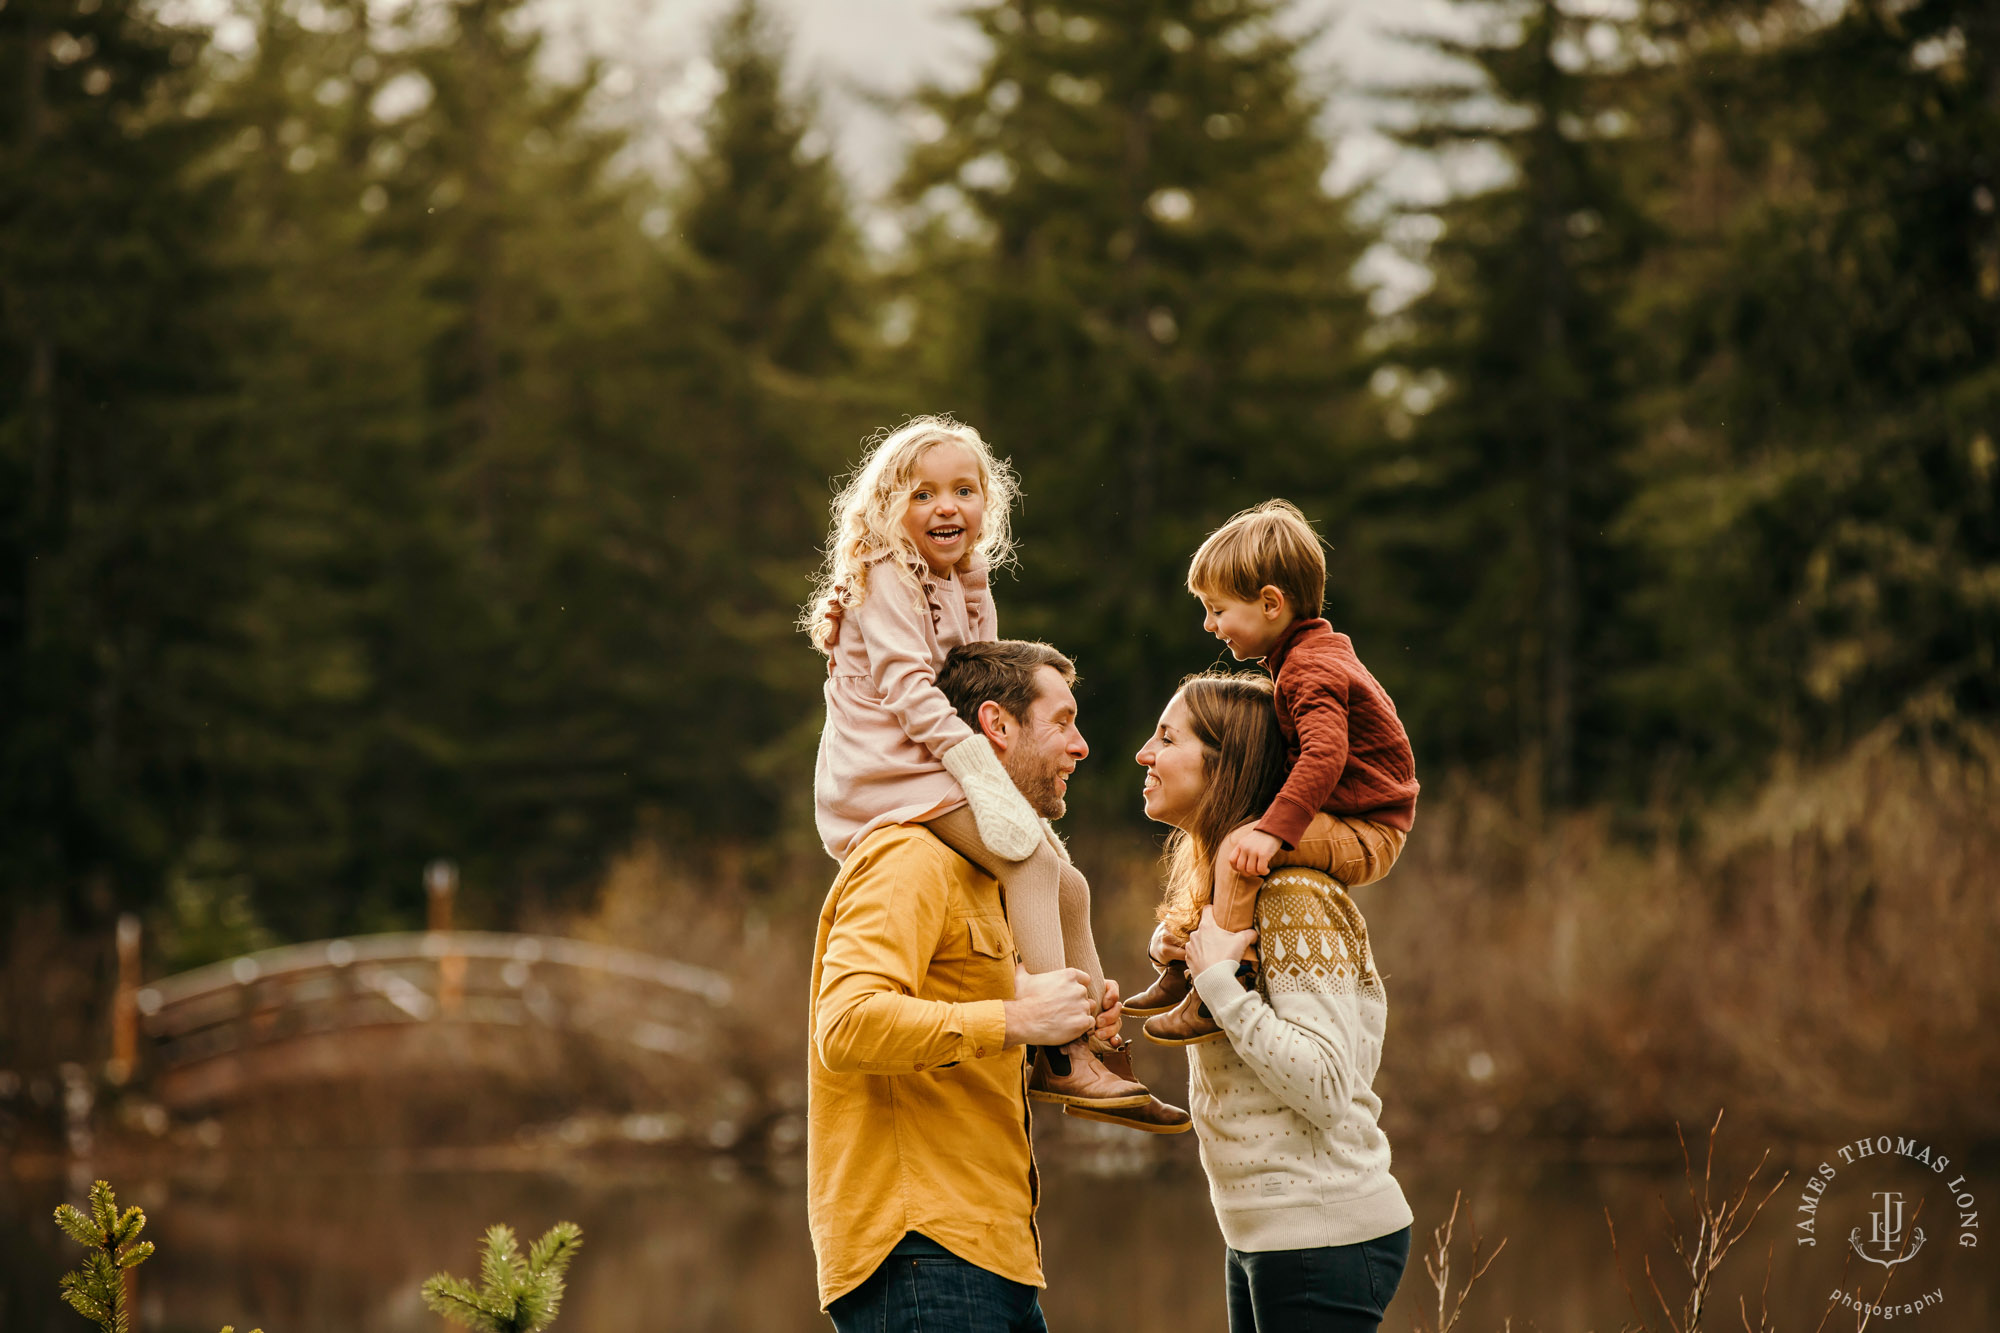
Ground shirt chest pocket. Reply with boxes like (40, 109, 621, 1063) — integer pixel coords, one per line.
(928, 912, 1015, 1004)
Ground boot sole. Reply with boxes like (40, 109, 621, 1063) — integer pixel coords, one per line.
(1062, 1105, 1193, 1134)
(1119, 998, 1184, 1017)
(1142, 1027, 1228, 1047)
(1028, 1088, 1152, 1109)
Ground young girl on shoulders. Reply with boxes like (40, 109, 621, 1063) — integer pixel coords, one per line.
(803, 416, 1152, 1111)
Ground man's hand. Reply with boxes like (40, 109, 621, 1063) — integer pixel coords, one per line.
(1090, 977, 1123, 1045)
(1184, 906, 1257, 976)
(1003, 966, 1094, 1047)
(1148, 921, 1189, 966)
(1223, 825, 1284, 879)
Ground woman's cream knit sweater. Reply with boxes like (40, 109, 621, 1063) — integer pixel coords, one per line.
(1187, 867, 1414, 1253)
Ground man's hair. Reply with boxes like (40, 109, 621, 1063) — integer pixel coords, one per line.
(1187, 498, 1326, 620)
(937, 640, 1077, 732)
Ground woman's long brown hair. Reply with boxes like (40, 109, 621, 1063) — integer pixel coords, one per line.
(1156, 670, 1290, 934)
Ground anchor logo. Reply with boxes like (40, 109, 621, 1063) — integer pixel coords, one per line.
(1849, 1190, 1926, 1269)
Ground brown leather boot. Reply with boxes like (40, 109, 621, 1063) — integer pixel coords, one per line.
(1142, 988, 1223, 1045)
(1142, 961, 1255, 1046)
(1061, 1037, 1191, 1134)
(1028, 1040, 1150, 1108)
(1122, 961, 1191, 1017)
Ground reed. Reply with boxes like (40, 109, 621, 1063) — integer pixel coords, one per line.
(1604, 1112, 1787, 1333)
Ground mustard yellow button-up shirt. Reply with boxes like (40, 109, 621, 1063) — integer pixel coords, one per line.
(807, 823, 1041, 1309)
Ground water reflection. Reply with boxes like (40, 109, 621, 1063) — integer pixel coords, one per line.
(3, 1132, 1993, 1332)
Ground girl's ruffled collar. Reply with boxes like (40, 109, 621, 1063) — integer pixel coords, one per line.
(860, 546, 985, 630)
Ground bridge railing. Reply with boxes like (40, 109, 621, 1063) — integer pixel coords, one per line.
(135, 931, 736, 1074)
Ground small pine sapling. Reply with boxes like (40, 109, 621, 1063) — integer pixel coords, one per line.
(53, 1181, 154, 1333)
(422, 1222, 583, 1333)
(53, 1181, 263, 1333)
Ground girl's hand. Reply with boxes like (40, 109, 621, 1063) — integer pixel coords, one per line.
(1223, 825, 1284, 878)
(1184, 906, 1256, 976)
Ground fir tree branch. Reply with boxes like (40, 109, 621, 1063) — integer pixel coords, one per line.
(423, 1222, 584, 1333)
(52, 1182, 154, 1333)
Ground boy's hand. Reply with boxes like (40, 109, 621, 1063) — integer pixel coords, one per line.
(1224, 826, 1284, 878)
(1185, 906, 1257, 976)
(1091, 978, 1124, 1044)
(1148, 922, 1189, 966)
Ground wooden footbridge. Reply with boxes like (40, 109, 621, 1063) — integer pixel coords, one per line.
(128, 928, 734, 1110)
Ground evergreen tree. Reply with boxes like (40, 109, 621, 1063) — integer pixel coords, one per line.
(208, 0, 668, 930)
(674, 0, 858, 380)
(367, 0, 659, 917)
(903, 0, 1383, 799)
(653, 0, 873, 841)
(191, 0, 444, 935)
(1370, 0, 1653, 811)
(1622, 0, 2000, 766)
(0, 0, 241, 917)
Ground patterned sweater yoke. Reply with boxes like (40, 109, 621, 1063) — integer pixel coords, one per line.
(1187, 868, 1413, 1254)
(1259, 872, 1383, 1002)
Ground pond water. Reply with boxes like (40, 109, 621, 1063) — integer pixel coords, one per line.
(3, 1126, 1993, 1332)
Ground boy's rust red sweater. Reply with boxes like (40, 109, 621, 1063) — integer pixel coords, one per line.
(1252, 619, 1419, 847)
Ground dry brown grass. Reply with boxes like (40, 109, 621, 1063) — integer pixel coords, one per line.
(551, 837, 822, 1146)
(1350, 727, 2000, 1141)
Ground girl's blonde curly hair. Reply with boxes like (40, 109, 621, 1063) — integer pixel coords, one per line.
(802, 416, 1018, 653)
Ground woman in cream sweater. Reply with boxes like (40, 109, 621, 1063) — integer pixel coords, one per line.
(1133, 670, 1413, 1332)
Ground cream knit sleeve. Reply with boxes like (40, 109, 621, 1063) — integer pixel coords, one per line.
(1190, 871, 1381, 1135)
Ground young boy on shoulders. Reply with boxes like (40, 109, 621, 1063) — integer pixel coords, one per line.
(1131, 500, 1420, 1045)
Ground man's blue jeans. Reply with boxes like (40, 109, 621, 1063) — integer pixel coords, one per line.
(828, 1232, 1048, 1333)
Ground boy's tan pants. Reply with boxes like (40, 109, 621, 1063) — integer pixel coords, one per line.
(1212, 812, 1407, 934)
(928, 807, 1105, 1007)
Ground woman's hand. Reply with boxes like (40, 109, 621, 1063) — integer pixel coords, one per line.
(1184, 906, 1256, 976)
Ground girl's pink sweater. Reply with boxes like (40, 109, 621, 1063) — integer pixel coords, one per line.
(813, 551, 996, 861)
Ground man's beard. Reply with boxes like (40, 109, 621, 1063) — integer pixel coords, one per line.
(1004, 754, 1066, 820)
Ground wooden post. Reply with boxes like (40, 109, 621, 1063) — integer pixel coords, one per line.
(426, 860, 463, 1015)
(425, 859, 457, 932)
(108, 914, 141, 1085)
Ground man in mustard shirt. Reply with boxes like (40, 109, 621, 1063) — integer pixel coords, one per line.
(808, 640, 1113, 1331)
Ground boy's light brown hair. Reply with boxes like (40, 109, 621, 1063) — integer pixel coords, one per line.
(1187, 499, 1327, 620)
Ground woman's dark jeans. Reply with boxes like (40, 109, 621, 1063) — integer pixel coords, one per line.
(828, 1232, 1048, 1333)
(1224, 1226, 1412, 1333)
